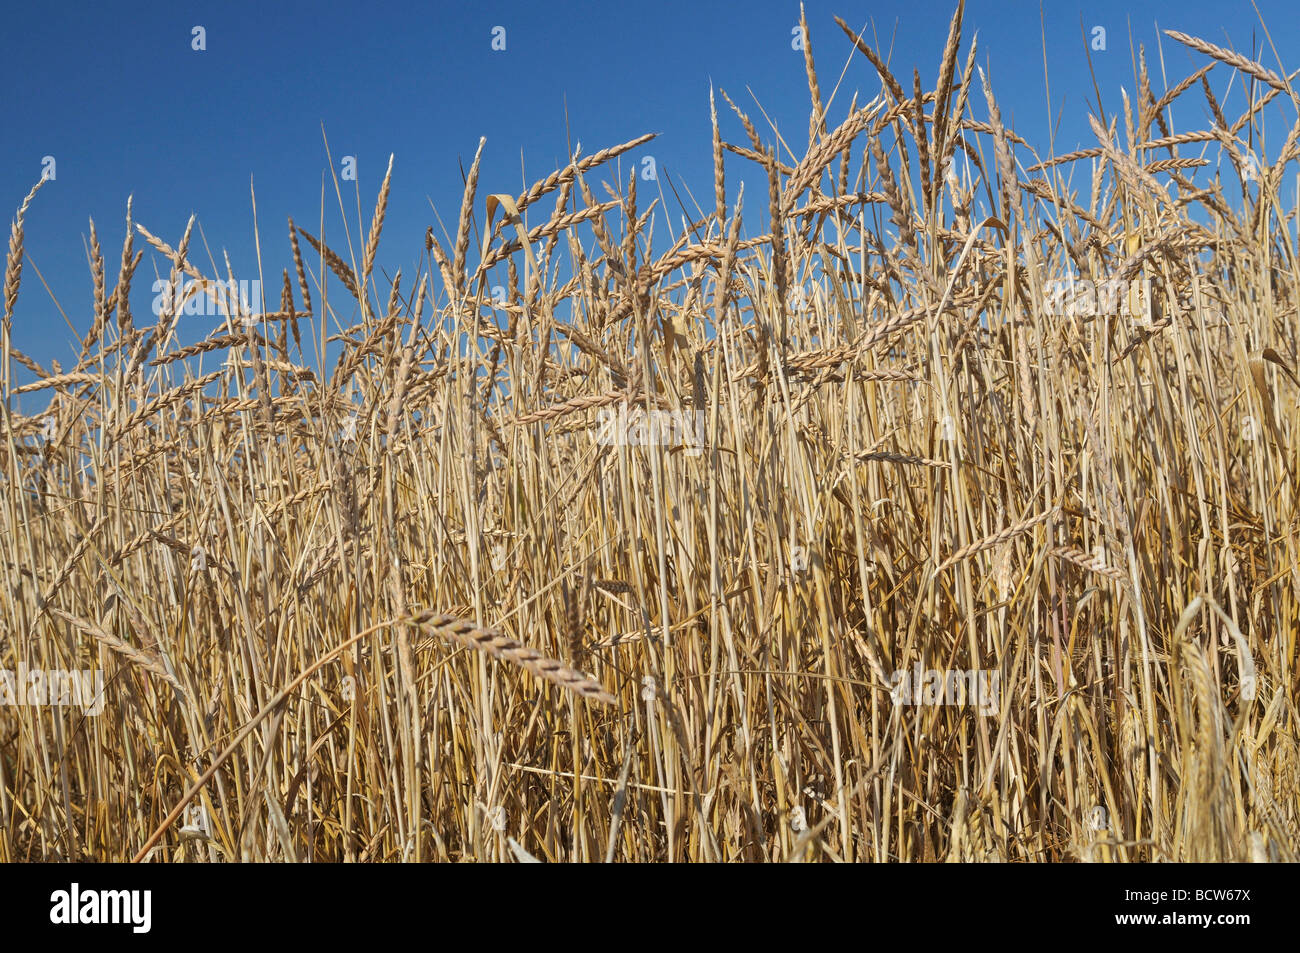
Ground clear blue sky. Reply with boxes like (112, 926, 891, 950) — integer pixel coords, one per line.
(2, 0, 1296, 375)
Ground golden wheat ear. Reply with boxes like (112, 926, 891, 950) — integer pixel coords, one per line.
(409, 610, 617, 704)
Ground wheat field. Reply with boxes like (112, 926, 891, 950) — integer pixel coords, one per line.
(1, 5, 1298, 862)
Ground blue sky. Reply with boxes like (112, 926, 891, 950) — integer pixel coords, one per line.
(2, 0, 1296, 375)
